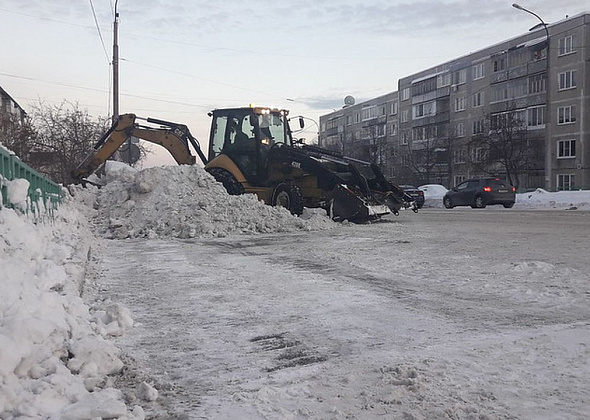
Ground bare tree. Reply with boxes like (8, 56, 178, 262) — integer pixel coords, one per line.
(469, 105, 542, 189)
(404, 124, 449, 185)
(24, 101, 111, 184)
(0, 112, 36, 160)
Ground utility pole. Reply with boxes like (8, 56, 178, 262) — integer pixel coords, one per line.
(112, 0, 120, 123)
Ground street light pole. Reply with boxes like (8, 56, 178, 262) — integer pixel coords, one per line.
(112, 0, 120, 123)
(512, 3, 552, 189)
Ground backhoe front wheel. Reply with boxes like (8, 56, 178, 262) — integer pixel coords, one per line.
(208, 168, 244, 195)
(272, 182, 304, 216)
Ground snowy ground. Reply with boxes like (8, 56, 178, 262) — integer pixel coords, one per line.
(2, 161, 590, 419)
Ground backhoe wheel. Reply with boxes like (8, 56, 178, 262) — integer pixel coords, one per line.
(208, 168, 244, 196)
(271, 182, 304, 216)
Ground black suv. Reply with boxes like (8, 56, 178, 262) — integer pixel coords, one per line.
(443, 178, 516, 209)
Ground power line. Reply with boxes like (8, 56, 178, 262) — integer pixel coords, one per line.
(121, 58, 291, 102)
(0, 71, 213, 109)
(87, 0, 110, 63)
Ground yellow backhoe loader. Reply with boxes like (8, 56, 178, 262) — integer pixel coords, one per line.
(72, 107, 418, 222)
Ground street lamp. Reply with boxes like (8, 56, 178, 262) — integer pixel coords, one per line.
(512, 3, 552, 190)
(512, 4, 549, 41)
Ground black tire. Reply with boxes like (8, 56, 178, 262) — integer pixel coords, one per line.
(474, 195, 486, 208)
(271, 182, 304, 216)
(208, 168, 244, 195)
(503, 202, 515, 208)
(443, 197, 453, 209)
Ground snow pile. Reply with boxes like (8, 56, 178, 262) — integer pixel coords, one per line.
(71, 161, 337, 240)
(516, 188, 590, 210)
(0, 199, 144, 419)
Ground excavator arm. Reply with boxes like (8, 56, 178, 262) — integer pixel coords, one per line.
(72, 113, 208, 183)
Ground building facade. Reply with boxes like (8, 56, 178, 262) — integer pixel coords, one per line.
(319, 12, 590, 191)
(0, 86, 26, 124)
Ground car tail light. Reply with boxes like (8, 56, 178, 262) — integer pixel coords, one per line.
(483, 186, 492, 192)
(418, 191, 424, 196)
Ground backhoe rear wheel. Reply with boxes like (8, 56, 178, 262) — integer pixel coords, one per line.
(272, 182, 304, 216)
(208, 168, 244, 196)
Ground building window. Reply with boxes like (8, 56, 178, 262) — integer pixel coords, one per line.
(346, 115, 352, 126)
(558, 70, 577, 90)
(456, 122, 465, 137)
(452, 69, 467, 86)
(529, 73, 546, 94)
(493, 57, 506, 72)
(400, 109, 409, 123)
(472, 119, 484, 135)
(527, 106, 545, 128)
(558, 35, 575, 56)
(413, 101, 436, 119)
(355, 113, 360, 123)
(557, 174, 575, 191)
(454, 97, 466, 112)
(401, 131, 409, 145)
(437, 73, 451, 88)
(401, 88, 410, 101)
(557, 139, 576, 158)
(361, 106, 378, 121)
(472, 147, 486, 162)
(453, 149, 466, 164)
(412, 77, 438, 96)
(390, 101, 398, 115)
(388, 122, 397, 135)
(454, 175, 466, 186)
(473, 63, 485, 80)
(472, 91, 484, 107)
(558, 106, 576, 124)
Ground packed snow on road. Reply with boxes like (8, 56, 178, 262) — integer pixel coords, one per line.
(1, 161, 589, 419)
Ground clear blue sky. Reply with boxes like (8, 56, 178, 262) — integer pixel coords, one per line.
(1, 0, 588, 166)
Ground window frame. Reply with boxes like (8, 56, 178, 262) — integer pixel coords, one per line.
(557, 105, 576, 125)
(557, 139, 576, 158)
(558, 35, 575, 56)
(558, 70, 577, 91)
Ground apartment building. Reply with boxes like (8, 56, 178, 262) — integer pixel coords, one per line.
(319, 12, 590, 191)
(0, 85, 26, 124)
(320, 92, 399, 180)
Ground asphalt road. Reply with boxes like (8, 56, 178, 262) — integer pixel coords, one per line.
(94, 208, 590, 419)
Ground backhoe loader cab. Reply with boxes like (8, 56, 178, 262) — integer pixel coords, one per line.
(207, 107, 291, 183)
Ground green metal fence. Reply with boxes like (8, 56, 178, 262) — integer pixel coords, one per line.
(0, 145, 62, 216)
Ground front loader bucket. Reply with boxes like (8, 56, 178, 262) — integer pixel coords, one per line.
(329, 185, 391, 223)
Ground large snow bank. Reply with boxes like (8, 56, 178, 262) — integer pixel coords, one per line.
(0, 197, 143, 419)
(516, 188, 590, 210)
(70, 161, 337, 240)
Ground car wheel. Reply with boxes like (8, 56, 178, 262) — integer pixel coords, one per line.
(474, 195, 486, 208)
(443, 197, 453, 209)
(503, 202, 515, 208)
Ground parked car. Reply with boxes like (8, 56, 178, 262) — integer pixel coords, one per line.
(418, 184, 448, 208)
(399, 185, 425, 208)
(443, 178, 516, 209)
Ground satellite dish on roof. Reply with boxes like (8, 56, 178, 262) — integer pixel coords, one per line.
(343, 95, 355, 107)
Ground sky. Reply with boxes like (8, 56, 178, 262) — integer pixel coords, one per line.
(2, 160, 589, 418)
(1, 0, 589, 166)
